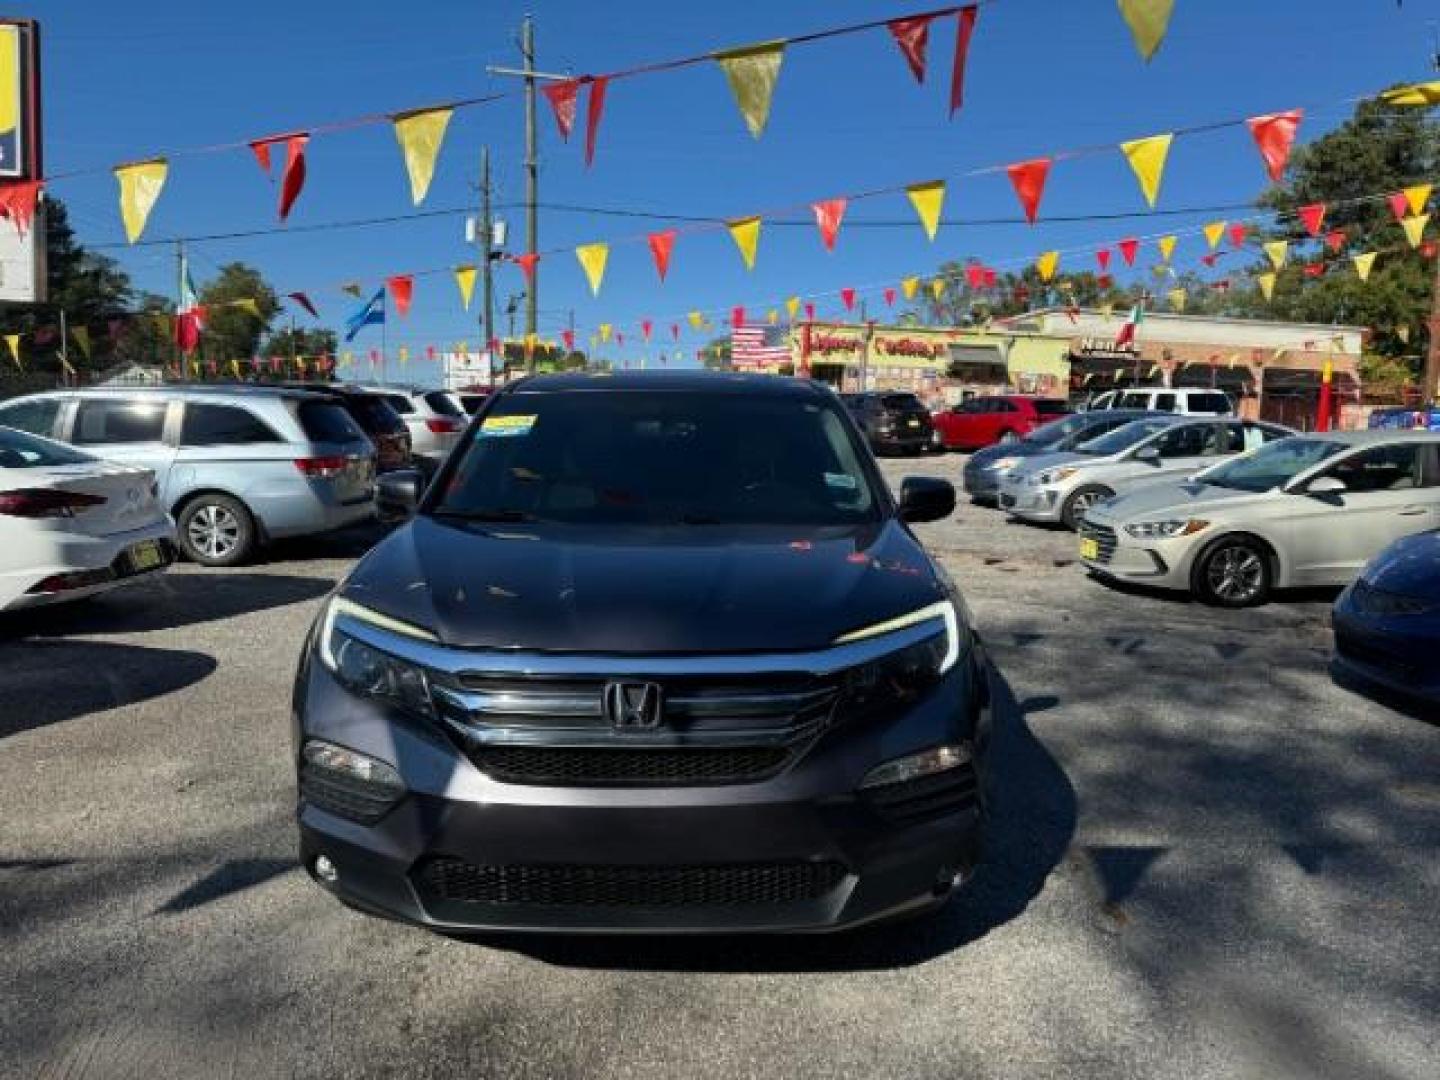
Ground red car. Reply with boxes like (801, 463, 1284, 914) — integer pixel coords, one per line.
(932, 395, 1071, 451)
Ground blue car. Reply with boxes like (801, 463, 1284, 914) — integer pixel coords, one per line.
(1332, 529, 1440, 712)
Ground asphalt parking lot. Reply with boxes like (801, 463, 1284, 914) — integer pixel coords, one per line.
(2, 454, 1437, 1080)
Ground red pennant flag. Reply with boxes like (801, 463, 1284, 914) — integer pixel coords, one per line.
(1228, 222, 1248, 248)
(1201, 253, 1220, 268)
(250, 133, 310, 220)
(670, 323, 680, 342)
(840, 287, 856, 311)
(1096, 248, 1111, 271)
(804, 302, 816, 321)
(647, 229, 676, 282)
(426, 345, 437, 360)
(387, 274, 413, 317)
(888, 14, 933, 83)
(543, 79, 581, 140)
(1211, 279, 1231, 292)
(1006, 158, 1051, 224)
(514, 252, 540, 283)
(731, 306, 745, 329)
(0, 179, 43, 237)
(1097, 274, 1113, 289)
(1324, 228, 1346, 253)
(1247, 110, 1302, 184)
(1423, 241, 1439, 259)
(1298, 203, 1326, 237)
(641, 319, 653, 342)
(487, 337, 501, 354)
(812, 198, 847, 252)
(1118, 237, 1139, 266)
(368, 350, 379, 367)
(1303, 262, 1324, 278)
(949, 5, 979, 117)
(585, 76, 609, 167)
(1388, 191, 1410, 222)
(884, 287, 897, 307)
(616, 331, 625, 347)
(249, 139, 274, 174)
(562, 329, 576, 351)
(287, 291, 318, 318)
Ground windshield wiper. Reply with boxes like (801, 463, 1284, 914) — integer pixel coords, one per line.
(432, 507, 538, 522)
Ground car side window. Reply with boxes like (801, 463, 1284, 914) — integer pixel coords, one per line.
(384, 394, 414, 415)
(1153, 424, 1208, 458)
(958, 400, 986, 414)
(181, 402, 281, 446)
(0, 397, 61, 437)
(993, 400, 1018, 413)
(1154, 393, 1177, 412)
(1206, 423, 1247, 454)
(1324, 444, 1423, 493)
(72, 398, 168, 445)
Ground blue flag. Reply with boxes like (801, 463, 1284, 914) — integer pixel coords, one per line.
(344, 289, 386, 342)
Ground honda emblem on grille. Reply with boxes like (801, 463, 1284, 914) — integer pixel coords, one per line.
(603, 681, 663, 731)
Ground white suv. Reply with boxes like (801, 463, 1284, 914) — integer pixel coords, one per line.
(1085, 388, 1234, 416)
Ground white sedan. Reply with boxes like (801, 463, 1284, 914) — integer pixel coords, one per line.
(0, 425, 176, 611)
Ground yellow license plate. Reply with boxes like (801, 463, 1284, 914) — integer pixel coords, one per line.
(128, 540, 165, 571)
(1079, 537, 1099, 560)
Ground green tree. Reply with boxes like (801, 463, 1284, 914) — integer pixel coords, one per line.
(262, 326, 339, 363)
(197, 262, 280, 364)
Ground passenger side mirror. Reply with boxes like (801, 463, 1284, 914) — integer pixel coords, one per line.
(1305, 476, 1347, 498)
(376, 469, 424, 523)
(898, 477, 956, 523)
(1134, 444, 1161, 464)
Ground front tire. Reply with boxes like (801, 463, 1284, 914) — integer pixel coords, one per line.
(1193, 537, 1272, 607)
(177, 494, 256, 567)
(1060, 485, 1114, 530)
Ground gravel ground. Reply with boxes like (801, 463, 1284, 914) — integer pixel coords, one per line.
(1, 454, 1437, 1080)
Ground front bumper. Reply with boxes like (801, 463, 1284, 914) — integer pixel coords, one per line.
(871, 430, 931, 454)
(1075, 514, 1196, 591)
(998, 478, 1068, 523)
(293, 646, 991, 934)
(1331, 586, 1440, 707)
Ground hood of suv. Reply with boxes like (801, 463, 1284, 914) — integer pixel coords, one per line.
(342, 516, 947, 654)
(1361, 530, 1440, 602)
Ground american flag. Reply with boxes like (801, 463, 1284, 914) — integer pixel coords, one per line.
(730, 325, 790, 368)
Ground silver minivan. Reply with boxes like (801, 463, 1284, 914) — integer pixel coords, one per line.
(0, 387, 376, 566)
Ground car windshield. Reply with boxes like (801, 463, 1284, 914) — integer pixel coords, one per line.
(0, 426, 94, 468)
(1028, 412, 1097, 446)
(1074, 419, 1174, 456)
(433, 390, 880, 526)
(1195, 436, 1347, 491)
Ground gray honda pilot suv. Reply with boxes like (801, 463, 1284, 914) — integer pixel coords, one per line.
(293, 371, 991, 933)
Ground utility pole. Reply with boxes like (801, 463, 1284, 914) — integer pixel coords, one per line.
(1426, 255, 1440, 406)
(859, 301, 871, 393)
(174, 239, 184, 377)
(58, 307, 69, 387)
(480, 146, 496, 370)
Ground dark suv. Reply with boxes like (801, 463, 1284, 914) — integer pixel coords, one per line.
(293, 372, 990, 933)
(275, 383, 413, 473)
(842, 392, 935, 456)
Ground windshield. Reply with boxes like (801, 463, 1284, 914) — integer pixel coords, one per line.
(1029, 412, 1097, 446)
(1196, 437, 1347, 492)
(0, 426, 95, 467)
(1074, 418, 1174, 456)
(434, 390, 881, 526)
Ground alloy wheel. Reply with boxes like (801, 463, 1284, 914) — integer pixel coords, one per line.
(1206, 546, 1264, 604)
(188, 504, 241, 561)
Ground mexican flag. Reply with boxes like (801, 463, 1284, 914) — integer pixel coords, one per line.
(1113, 303, 1144, 348)
(175, 254, 206, 356)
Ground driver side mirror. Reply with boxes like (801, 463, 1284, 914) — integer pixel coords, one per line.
(376, 468, 424, 522)
(1305, 476, 1347, 498)
(1134, 444, 1161, 464)
(898, 477, 956, 523)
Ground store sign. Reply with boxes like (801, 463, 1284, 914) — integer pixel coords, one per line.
(809, 333, 863, 356)
(1075, 336, 1140, 359)
(874, 335, 946, 359)
(0, 20, 40, 180)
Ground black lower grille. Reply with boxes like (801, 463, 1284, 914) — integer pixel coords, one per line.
(864, 765, 980, 825)
(470, 744, 788, 786)
(300, 766, 401, 824)
(1080, 522, 1118, 563)
(416, 858, 846, 907)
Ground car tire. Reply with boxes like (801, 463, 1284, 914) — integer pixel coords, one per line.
(1060, 485, 1114, 530)
(1193, 536, 1272, 608)
(997, 429, 1020, 445)
(176, 493, 256, 567)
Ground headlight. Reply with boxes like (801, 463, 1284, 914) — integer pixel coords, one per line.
(833, 600, 962, 674)
(1032, 466, 1079, 486)
(318, 597, 438, 719)
(1123, 518, 1210, 539)
(989, 456, 1022, 472)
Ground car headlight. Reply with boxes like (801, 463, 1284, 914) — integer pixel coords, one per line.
(989, 456, 1022, 472)
(1123, 518, 1210, 539)
(1032, 466, 1079, 486)
(834, 600, 962, 674)
(317, 597, 438, 719)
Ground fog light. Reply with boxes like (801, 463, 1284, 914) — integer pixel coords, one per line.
(300, 740, 406, 824)
(314, 855, 339, 884)
(861, 744, 971, 790)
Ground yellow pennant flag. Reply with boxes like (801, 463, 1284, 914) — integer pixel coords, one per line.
(766, 309, 778, 325)
(1401, 213, 1430, 249)
(295, 356, 307, 374)
(1257, 272, 1276, 301)
(1264, 240, 1288, 270)
(1119, 133, 1173, 208)
(589, 335, 599, 350)
(3, 333, 20, 368)
(1157, 234, 1177, 262)
(1405, 184, 1433, 215)
(1167, 287, 1187, 313)
(231, 298, 261, 318)
(901, 276, 920, 300)
(1035, 250, 1060, 282)
(454, 265, 477, 310)
(229, 358, 242, 380)
(713, 41, 785, 139)
(1203, 221, 1226, 250)
(70, 325, 91, 359)
(688, 311, 705, 330)
(1398, 325, 1412, 344)
(392, 107, 452, 205)
(1380, 80, 1440, 107)
(398, 346, 409, 365)
(341, 351, 353, 367)
(1227, 353, 1241, 369)
(575, 242, 610, 295)
(114, 159, 168, 244)
(727, 216, 762, 271)
(785, 296, 801, 321)
(1352, 251, 1377, 281)
(600, 323, 613, 343)
(905, 180, 946, 242)
(930, 277, 947, 300)
(1118, 0, 1175, 61)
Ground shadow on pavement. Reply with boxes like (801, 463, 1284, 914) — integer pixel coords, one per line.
(0, 572, 334, 640)
(0, 639, 218, 739)
(259, 521, 393, 565)
(489, 665, 1076, 973)
(154, 858, 295, 914)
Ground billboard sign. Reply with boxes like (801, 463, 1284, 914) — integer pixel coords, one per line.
(0, 19, 40, 180)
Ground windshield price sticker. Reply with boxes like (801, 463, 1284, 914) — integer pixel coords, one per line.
(480, 415, 538, 438)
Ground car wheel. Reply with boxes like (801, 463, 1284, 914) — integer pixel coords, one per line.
(997, 430, 1020, 445)
(177, 494, 256, 567)
(1194, 537, 1272, 607)
(1060, 485, 1114, 530)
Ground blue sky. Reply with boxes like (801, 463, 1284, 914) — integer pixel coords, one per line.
(26, 0, 1439, 385)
